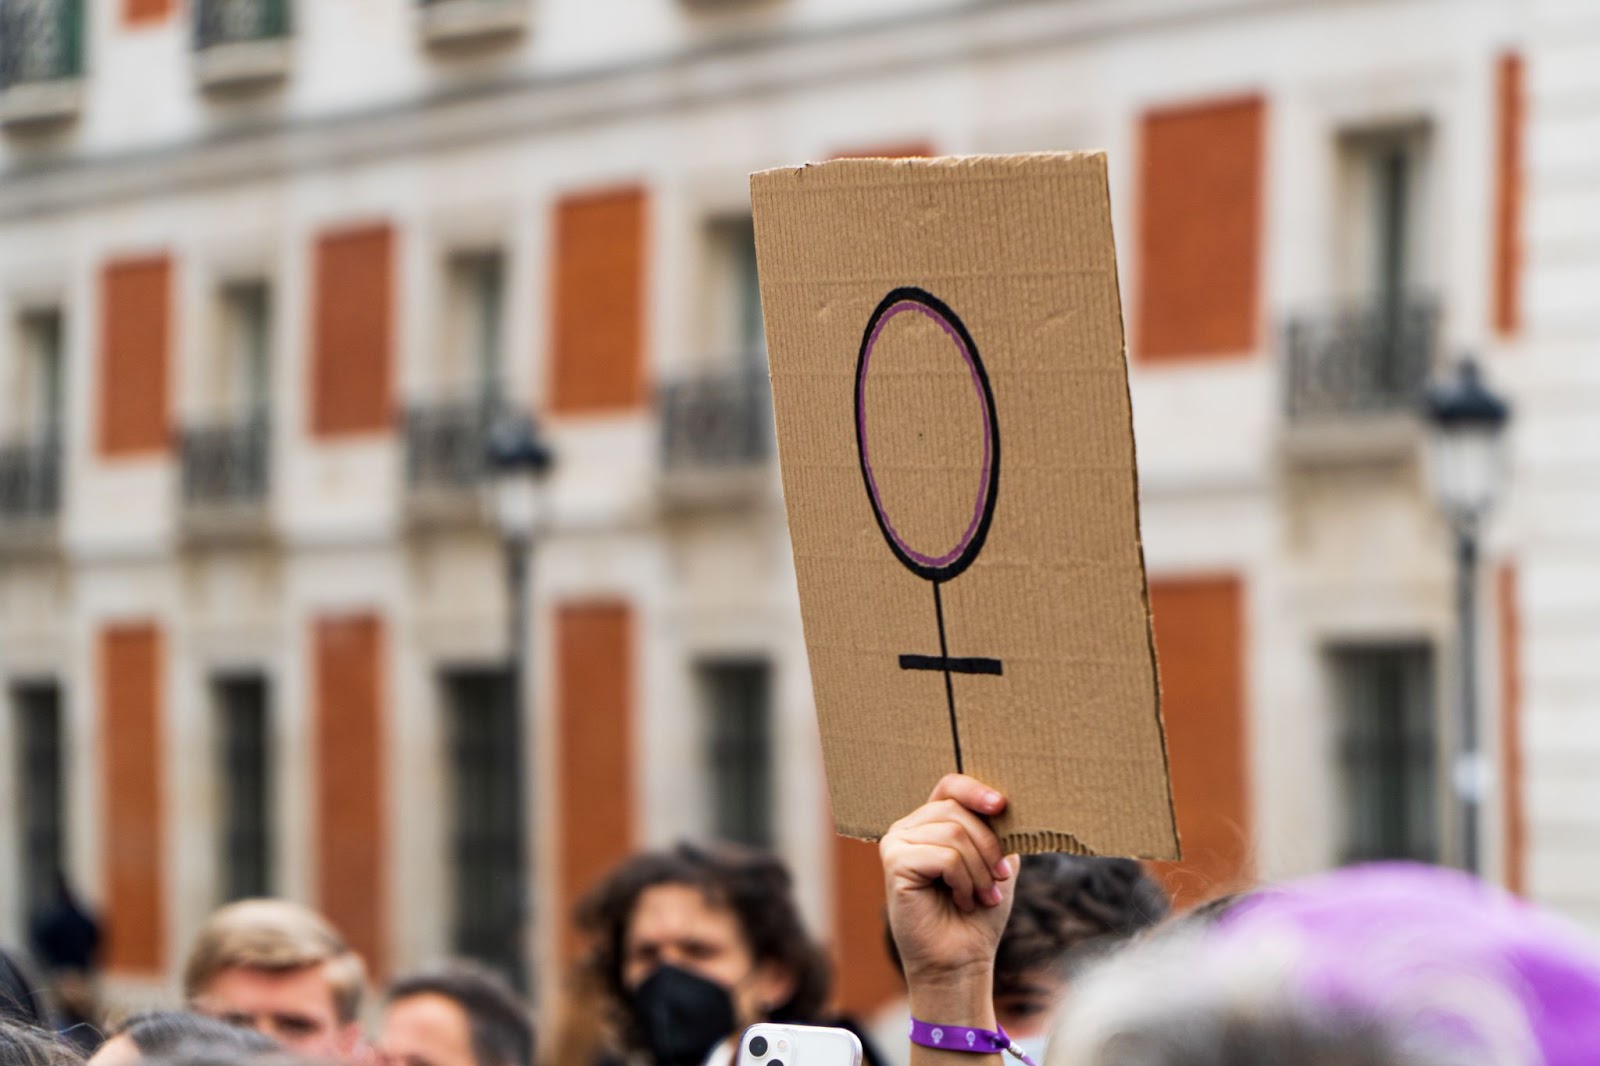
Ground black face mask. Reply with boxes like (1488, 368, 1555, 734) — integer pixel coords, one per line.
(630, 964, 738, 1066)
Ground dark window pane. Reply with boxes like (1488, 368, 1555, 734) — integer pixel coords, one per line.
(1331, 645, 1438, 864)
(444, 669, 526, 990)
(14, 682, 65, 924)
(700, 660, 773, 849)
(216, 675, 273, 901)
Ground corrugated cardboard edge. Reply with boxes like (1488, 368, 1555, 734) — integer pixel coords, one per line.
(1101, 151, 1184, 863)
(753, 151, 1183, 863)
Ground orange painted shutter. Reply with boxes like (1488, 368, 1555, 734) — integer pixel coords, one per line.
(830, 141, 937, 160)
(98, 256, 173, 458)
(123, 0, 175, 25)
(1498, 564, 1525, 895)
(313, 614, 388, 977)
(1493, 53, 1524, 337)
(557, 602, 634, 961)
(101, 623, 166, 974)
(311, 224, 395, 438)
(550, 189, 649, 414)
(1136, 96, 1265, 363)
(1147, 576, 1251, 905)
(831, 835, 903, 1016)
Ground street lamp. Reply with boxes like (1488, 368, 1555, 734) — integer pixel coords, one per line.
(484, 409, 555, 994)
(1421, 357, 1511, 875)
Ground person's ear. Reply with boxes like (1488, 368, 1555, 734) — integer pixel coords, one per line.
(747, 961, 798, 1019)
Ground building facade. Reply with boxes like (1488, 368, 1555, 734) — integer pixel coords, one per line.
(0, 0, 1577, 1029)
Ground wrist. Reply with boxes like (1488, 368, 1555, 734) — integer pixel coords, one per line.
(906, 965, 996, 1029)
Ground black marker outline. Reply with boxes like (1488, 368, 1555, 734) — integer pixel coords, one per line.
(854, 286, 1004, 775)
(854, 286, 1001, 584)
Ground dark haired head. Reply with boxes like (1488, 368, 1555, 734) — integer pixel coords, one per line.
(387, 962, 535, 1066)
(995, 855, 1169, 993)
(576, 842, 830, 1054)
(0, 1020, 83, 1066)
(116, 1010, 281, 1059)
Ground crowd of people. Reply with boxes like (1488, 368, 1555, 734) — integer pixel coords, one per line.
(0, 774, 1597, 1066)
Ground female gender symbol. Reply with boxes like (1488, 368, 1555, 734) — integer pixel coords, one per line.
(855, 286, 1002, 773)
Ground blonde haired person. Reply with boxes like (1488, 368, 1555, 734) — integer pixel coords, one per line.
(183, 900, 366, 1061)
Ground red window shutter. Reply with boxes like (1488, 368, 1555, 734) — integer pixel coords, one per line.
(830, 141, 937, 160)
(557, 602, 635, 961)
(311, 224, 395, 438)
(101, 622, 167, 974)
(1493, 53, 1524, 337)
(1498, 563, 1525, 894)
(1147, 576, 1252, 905)
(1136, 96, 1266, 363)
(550, 189, 649, 414)
(98, 256, 173, 458)
(831, 834, 904, 1016)
(123, 0, 175, 27)
(313, 614, 389, 977)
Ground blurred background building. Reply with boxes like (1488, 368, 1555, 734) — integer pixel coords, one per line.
(0, 0, 1587, 1034)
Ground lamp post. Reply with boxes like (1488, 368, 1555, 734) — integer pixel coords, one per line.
(485, 409, 554, 993)
(1421, 357, 1510, 875)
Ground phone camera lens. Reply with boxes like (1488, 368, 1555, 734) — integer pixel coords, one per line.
(769, 1059, 784, 1066)
(749, 1037, 769, 1058)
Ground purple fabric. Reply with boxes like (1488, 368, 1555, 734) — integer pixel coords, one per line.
(1213, 863, 1600, 1066)
(908, 1018, 1038, 1066)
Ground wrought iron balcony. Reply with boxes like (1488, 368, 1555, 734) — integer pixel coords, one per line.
(404, 396, 500, 494)
(1285, 296, 1440, 422)
(195, 0, 290, 48)
(0, 0, 84, 126)
(0, 435, 61, 526)
(660, 367, 773, 474)
(193, 0, 291, 91)
(180, 414, 271, 511)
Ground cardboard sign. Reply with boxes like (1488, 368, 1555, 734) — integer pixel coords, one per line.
(751, 153, 1178, 858)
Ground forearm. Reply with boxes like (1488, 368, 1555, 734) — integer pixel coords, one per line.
(907, 967, 1002, 1066)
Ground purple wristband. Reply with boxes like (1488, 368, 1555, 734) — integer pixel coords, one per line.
(908, 1019, 1038, 1066)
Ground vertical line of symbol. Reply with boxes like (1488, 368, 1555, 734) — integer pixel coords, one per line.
(933, 580, 964, 773)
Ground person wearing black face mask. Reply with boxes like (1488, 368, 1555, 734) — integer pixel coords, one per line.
(576, 843, 867, 1066)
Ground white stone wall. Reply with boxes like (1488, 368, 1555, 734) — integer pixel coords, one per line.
(1521, 0, 1600, 932)
(0, 0, 1579, 1003)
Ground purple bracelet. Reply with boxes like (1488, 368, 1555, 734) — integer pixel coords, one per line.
(908, 1019, 1038, 1066)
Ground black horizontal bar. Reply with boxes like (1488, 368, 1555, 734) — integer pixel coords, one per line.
(899, 654, 1003, 676)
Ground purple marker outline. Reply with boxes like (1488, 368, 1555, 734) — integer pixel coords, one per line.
(857, 299, 995, 570)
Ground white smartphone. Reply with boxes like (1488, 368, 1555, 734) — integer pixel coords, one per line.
(736, 1024, 864, 1066)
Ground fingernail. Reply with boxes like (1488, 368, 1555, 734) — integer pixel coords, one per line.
(993, 858, 1013, 879)
(987, 885, 1004, 906)
(984, 790, 1003, 809)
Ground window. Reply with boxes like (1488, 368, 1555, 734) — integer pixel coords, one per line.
(216, 281, 272, 419)
(700, 660, 773, 848)
(703, 217, 764, 368)
(13, 682, 65, 926)
(443, 668, 525, 988)
(442, 250, 506, 401)
(216, 675, 273, 901)
(1336, 125, 1433, 308)
(1331, 644, 1438, 864)
(15, 309, 64, 437)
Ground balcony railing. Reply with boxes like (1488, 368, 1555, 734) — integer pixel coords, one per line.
(0, 0, 84, 126)
(180, 414, 271, 511)
(404, 397, 498, 495)
(660, 367, 772, 473)
(0, 435, 61, 525)
(194, 0, 290, 49)
(193, 0, 290, 91)
(0, 0, 82, 89)
(1285, 296, 1439, 422)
